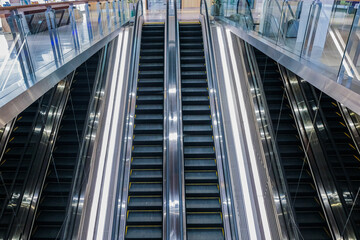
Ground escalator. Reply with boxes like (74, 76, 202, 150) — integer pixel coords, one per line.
(124, 23, 164, 240)
(30, 53, 100, 239)
(179, 23, 224, 240)
(0, 99, 44, 239)
(254, 49, 332, 239)
(313, 92, 360, 230)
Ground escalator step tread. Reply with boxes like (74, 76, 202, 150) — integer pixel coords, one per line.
(128, 196, 162, 209)
(125, 226, 162, 239)
(127, 211, 162, 224)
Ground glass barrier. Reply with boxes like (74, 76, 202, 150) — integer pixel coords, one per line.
(0, 0, 131, 108)
(219, 0, 360, 93)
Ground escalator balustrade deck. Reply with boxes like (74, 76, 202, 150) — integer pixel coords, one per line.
(124, 23, 164, 240)
(180, 23, 224, 240)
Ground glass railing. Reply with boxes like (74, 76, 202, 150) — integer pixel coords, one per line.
(218, 0, 360, 93)
(0, 0, 131, 108)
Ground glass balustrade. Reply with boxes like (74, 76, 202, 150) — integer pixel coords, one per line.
(217, 0, 360, 93)
(0, 0, 131, 108)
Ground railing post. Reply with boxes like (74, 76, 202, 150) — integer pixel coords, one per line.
(97, 2, 104, 36)
(106, 1, 111, 32)
(45, 6, 63, 66)
(85, 3, 94, 42)
(8, 9, 35, 88)
(112, 1, 118, 26)
(69, 4, 80, 52)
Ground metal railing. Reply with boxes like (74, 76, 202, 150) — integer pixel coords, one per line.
(0, 0, 131, 125)
(200, 0, 239, 238)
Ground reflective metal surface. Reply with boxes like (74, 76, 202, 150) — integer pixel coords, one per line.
(165, 0, 184, 238)
(242, 41, 298, 240)
(0, 1, 132, 126)
(199, 3, 234, 238)
(75, 26, 133, 239)
(0, 24, 129, 128)
(62, 43, 111, 239)
(278, 66, 355, 239)
(117, 1, 144, 238)
(216, 19, 360, 117)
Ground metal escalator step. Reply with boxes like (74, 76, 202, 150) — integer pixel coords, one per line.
(125, 226, 162, 239)
(131, 158, 163, 169)
(40, 196, 67, 210)
(182, 71, 207, 79)
(141, 43, 164, 49)
(140, 48, 164, 54)
(185, 159, 216, 170)
(180, 30, 202, 36)
(31, 226, 62, 239)
(136, 95, 163, 103)
(186, 198, 221, 211)
(47, 170, 74, 181)
(293, 197, 321, 210)
(183, 125, 212, 134)
(181, 49, 204, 56)
(285, 170, 312, 182)
(183, 115, 211, 124)
(135, 114, 163, 123)
(35, 210, 65, 224)
(139, 71, 163, 78)
(183, 105, 210, 114)
(187, 228, 224, 240)
(180, 43, 203, 49)
(134, 124, 163, 133)
(126, 211, 162, 225)
(130, 170, 162, 182)
(140, 56, 163, 63)
(142, 30, 164, 36)
(137, 87, 163, 95)
(185, 171, 218, 183)
(129, 183, 162, 195)
(138, 79, 164, 87)
(296, 212, 327, 226)
(300, 228, 331, 240)
(43, 183, 71, 194)
(186, 213, 222, 227)
(180, 37, 203, 43)
(132, 146, 163, 157)
(181, 56, 205, 64)
(136, 104, 163, 113)
(182, 87, 208, 96)
(133, 135, 163, 144)
(184, 147, 215, 158)
(182, 96, 209, 104)
(127, 196, 162, 210)
(185, 184, 219, 197)
(182, 79, 207, 87)
(184, 136, 213, 145)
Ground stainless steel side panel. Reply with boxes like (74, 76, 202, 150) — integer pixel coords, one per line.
(211, 24, 282, 239)
(75, 26, 133, 240)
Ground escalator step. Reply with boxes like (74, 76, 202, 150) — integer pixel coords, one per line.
(127, 211, 162, 225)
(131, 158, 163, 169)
(187, 228, 224, 240)
(186, 213, 222, 227)
(125, 226, 162, 239)
(185, 184, 220, 197)
(130, 170, 162, 182)
(186, 198, 221, 211)
(128, 196, 162, 210)
(129, 183, 162, 195)
(185, 159, 216, 170)
(185, 171, 218, 183)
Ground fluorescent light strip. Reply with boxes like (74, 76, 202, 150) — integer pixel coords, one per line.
(216, 27, 258, 240)
(96, 29, 129, 239)
(87, 31, 124, 239)
(225, 29, 272, 239)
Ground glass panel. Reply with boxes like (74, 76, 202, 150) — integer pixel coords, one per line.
(74, 4, 91, 49)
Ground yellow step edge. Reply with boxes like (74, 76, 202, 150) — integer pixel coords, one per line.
(144, 22, 164, 25)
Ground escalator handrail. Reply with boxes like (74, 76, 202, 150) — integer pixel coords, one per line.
(199, 1, 238, 239)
